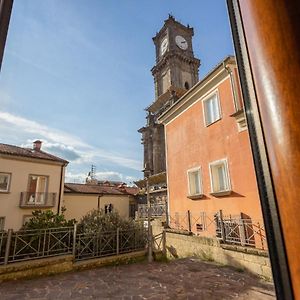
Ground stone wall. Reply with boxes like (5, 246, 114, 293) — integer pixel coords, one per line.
(0, 251, 146, 282)
(165, 230, 273, 281)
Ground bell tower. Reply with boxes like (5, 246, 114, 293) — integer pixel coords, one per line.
(139, 15, 200, 178)
(152, 15, 200, 98)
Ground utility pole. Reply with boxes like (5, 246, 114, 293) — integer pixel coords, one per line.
(145, 169, 153, 263)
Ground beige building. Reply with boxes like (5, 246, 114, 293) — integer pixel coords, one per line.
(0, 141, 68, 230)
(63, 183, 138, 221)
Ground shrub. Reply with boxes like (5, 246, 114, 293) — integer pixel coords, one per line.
(77, 209, 142, 234)
(21, 209, 76, 230)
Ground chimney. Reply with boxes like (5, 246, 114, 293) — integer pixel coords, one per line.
(33, 140, 42, 151)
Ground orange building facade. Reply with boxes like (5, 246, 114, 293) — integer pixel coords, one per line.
(159, 56, 265, 246)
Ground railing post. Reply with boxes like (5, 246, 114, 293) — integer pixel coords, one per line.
(116, 227, 120, 255)
(258, 221, 264, 250)
(148, 224, 153, 263)
(4, 229, 13, 265)
(72, 223, 77, 258)
(165, 198, 169, 228)
(42, 228, 47, 257)
(162, 230, 167, 257)
(238, 215, 246, 246)
(219, 210, 226, 243)
(187, 210, 192, 232)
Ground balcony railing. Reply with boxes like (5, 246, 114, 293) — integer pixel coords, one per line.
(19, 192, 56, 208)
(136, 203, 166, 218)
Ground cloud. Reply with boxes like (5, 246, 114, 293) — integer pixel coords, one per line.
(65, 170, 137, 184)
(0, 111, 88, 148)
(21, 140, 81, 162)
(0, 111, 141, 171)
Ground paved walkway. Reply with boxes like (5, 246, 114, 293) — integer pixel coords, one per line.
(0, 258, 275, 299)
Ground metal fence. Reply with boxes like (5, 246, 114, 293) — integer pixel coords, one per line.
(75, 228, 147, 261)
(137, 204, 166, 218)
(0, 225, 147, 265)
(216, 215, 267, 250)
(168, 210, 267, 250)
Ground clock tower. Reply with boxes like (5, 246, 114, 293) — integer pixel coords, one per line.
(152, 15, 200, 98)
(138, 16, 200, 202)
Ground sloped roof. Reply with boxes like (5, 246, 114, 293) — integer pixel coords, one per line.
(64, 183, 138, 196)
(0, 143, 68, 164)
(124, 186, 139, 196)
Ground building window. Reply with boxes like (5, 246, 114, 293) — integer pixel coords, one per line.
(209, 159, 231, 196)
(187, 167, 203, 199)
(0, 172, 11, 193)
(203, 92, 221, 126)
(105, 204, 113, 214)
(27, 175, 48, 204)
(0, 217, 5, 231)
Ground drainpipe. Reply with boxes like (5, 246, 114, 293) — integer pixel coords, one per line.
(57, 164, 65, 215)
(223, 62, 239, 112)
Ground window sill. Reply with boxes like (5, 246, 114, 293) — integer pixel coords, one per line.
(205, 117, 221, 128)
(187, 194, 203, 200)
(210, 190, 232, 197)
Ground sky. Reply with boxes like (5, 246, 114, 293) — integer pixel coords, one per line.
(0, 0, 234, 184)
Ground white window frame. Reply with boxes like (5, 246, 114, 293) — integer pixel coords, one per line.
(202, 90, 222, 126)
(187, 166, 203, 199)
(27, 174, 49, 204)
(0, 172, 11, 193)
(209, 158, 232, 196)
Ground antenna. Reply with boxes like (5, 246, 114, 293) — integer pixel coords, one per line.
(91, 164, 96, 179)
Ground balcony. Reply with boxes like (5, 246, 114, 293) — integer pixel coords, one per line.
(19, 192, 56, 208)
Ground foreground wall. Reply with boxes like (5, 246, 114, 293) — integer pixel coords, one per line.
(0, 251, 146, 282)
(165, 230, 272, 281)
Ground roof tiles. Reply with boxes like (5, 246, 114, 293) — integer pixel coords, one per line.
(0, 143, 68, 164)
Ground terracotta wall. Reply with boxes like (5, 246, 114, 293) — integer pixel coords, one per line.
(165, 75, 263, 221)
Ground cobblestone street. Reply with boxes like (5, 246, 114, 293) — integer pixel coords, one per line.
(0, 258, 275, 299)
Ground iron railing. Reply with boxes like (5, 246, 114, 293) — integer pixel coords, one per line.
(19, 192, 56, 208)
(75, 228, 147, 261)
(7, 227, 73, 263)
(0, 225, 147, 265)
(0, 230, 7, 265)
(168, 210, 267, 250)
(216, 216, 267, 250)
(137, 204, 166, 218)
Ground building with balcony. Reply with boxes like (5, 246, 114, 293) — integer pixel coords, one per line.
(0, 141, 68, 230)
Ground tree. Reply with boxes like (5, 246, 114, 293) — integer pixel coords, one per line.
(21, 208, 75, 230)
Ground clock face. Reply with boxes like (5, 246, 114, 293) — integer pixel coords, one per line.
(175, 35, 188, 50)
(160, 38, 168, 55)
